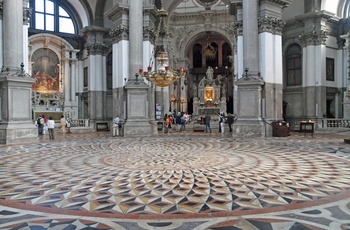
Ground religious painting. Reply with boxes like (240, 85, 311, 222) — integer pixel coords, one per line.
(205, 87, 214, 101)
(31, 48, 60, 92)
(326, 58, 334, 81)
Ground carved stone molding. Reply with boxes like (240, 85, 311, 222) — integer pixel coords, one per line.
(143, 26, 155, 42)
(234, 21, 243, 36)
(299, 29, 328, 46)
(110, 25, 129, 43)
(173, 25, 196, 51)
(85, 43, 109, 56)
(258, 16, 285, 35)
(23, 7, 32, 25)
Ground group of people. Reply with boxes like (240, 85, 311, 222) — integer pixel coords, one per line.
(35, 114, 69, 140)
(204, 113, 236, 134)
(164, 110, 190, 133)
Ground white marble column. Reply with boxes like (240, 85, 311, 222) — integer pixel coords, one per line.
(0, 0, 36, 144)
(242, 0, 259, 74)
(129, 0, 143, 79)
(3, 0, 23, 71)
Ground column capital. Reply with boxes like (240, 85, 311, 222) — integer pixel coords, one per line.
(85, 43, 109, 56)
(234, 20, 243, 36)
(299, 29, 328, 46)
(110, 25, 129, 43)
(258, 16, 285, 35)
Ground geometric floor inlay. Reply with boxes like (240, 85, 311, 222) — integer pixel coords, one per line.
(0, 132, 350, 229)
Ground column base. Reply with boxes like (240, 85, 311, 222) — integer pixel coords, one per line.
(0, 123, 38, 145)
(123, 120, 154, 137)
(231, 119, 267, 138)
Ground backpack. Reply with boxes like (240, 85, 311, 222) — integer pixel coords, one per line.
(37, 117, 44, 125)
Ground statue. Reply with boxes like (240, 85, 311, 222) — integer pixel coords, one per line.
(221, 85, 226, 98)
(193, 84, 198, 97)
(206, 66, 214, 80)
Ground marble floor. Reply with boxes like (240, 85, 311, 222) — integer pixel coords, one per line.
(0, 129, 350, 230)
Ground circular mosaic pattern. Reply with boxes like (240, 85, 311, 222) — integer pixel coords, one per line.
(0, 136, 350, 219)
(101, 141, 229, 169)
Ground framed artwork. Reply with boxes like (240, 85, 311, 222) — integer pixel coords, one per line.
(31, 48, 60, 92)
(326, 58, 334, 81)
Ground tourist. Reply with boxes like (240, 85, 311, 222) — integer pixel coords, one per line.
(113, 115, 120, 137)
(36, 115, 44, 135)
(204, 114, 211, 133)
(227, 113, 234, 132)
(60, 115, 66, 133)
(47, 116, 55, 140)
(219, 113, 225, 134)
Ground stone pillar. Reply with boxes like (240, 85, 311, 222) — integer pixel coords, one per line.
(81, 26, 109, 127)
(0, 0, 36, 144)
(233, 0, 265, 137)
(258, 1, 287, 136)
(340, 32, 350, 119)
(106, 3, 130, 123)
(129, 0, 143, 80)
(123, 0, 152, 136)
(242, 0, 259, 75)
(299, 21, 328, 121)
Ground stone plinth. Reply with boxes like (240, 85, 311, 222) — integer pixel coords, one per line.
(0, 74, 37, 144)
(124, 79, 153, 137)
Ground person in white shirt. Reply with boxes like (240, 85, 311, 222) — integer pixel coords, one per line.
(113, 115, 120, 137)
(47, 116, 55, 140)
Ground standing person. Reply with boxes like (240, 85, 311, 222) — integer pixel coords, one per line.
(36, 115, 44, 135)
(204, 114, 211, 133)
(113, 115, 120, 137)
(176, 112, 182, 132)
(42, 115, 47, 134)
(47, 116, 55, 140)
(219, 113, 225, 134)
(60, 115, 66, 133)
(166, 115, 172, 132)
(227, 113, 234, 132)
(218, 113, 222, 133)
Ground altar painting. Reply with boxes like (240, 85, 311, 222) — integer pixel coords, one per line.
(31, 48, 60, 92)
(205, 87, 214, 101)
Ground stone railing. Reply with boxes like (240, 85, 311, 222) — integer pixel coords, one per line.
(321, 119, 350, 128)
(69, 119, 90, 127)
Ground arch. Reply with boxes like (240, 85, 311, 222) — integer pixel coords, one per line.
(94, 0, 107, 26)
(166, 0, 232, 18)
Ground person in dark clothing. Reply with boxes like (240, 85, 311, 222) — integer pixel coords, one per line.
(227, 113, 234, 132)
(204, 115, 211, 133)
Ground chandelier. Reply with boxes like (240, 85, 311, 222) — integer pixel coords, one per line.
(202, 34, 217, 59)
(139, 2, 186, 88)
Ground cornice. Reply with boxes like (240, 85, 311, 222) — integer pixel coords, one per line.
(104, 3, 129, 22)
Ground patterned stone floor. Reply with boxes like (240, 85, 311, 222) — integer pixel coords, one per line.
(0, 129, 350, 229)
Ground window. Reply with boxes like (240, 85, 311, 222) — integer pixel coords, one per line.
(30, 0, 76, 34)
(286, 44, 302, 86)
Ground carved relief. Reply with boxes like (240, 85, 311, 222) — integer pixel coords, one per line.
(85, 43, 109, 56)
(110, 25, 129, 43)
(299, 29, 328, 46)
(234, 21, 243, 36)
(258, 16, 285, 35)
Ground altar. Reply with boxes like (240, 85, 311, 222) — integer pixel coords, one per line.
(198, 108, 220, 116)
(193, 67, 226, 117)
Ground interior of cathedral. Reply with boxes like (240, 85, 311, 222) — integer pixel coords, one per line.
(0, 0, 350, 229)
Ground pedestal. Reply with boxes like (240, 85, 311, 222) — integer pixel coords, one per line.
(124, 79, 154, 136)
(0, 74, 37, 144)
(234, 77, 266, 137)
